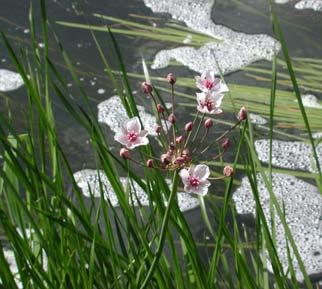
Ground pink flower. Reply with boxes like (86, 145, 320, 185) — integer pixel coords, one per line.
(195, 71, 229, 94)
(196, 91, 224, 114)
(179, 164, 211, 196)
(114, 117, 149, 149)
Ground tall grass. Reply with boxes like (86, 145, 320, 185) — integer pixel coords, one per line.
(0, 1, 321, 289)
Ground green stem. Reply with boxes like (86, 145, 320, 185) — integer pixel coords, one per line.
(139, 171, 179, 289)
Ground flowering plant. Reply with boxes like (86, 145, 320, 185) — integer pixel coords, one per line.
(115, 71, 247, 196)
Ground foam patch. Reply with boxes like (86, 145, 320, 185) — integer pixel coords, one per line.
(143, 0, 280, 74)
(295, 0, 322, 11)
(73, 169, 200, 212)
(313, 132, 322, 139)
(255, 139, 322, 173)
(297, 94, 322, 109)
(98, 96, 171, 137)
(233, 173, 322, 281)
(0, 69, 24, 92)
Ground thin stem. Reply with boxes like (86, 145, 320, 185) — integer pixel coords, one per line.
(171, 84, 174, 114)
(200, 120, 241, 154)
(191, 128, 209, 154)
(191, 113, 205, 143)
(139, 171, 179, 289)
(161, 111, 171, 144)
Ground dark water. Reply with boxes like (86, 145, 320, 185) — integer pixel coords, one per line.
(0, 0, 321, 170)
(0, 0, 322, 286)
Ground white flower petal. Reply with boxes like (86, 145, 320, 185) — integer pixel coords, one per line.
(193, 164, 210, 180)
(196, 92, 207, 102)
(179, 168, 190, 184)
(114, 133, 130, 147)
(139, 130, 148, 137)
(126, 117, 141, 133)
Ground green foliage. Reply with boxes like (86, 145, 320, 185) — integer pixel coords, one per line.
(0, 1, 321, 289)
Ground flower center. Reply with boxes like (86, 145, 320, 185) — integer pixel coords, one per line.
(203, 79, 214, 90)
(189, 176, 200, 187)
(202, 99, 214, 112)
(127, 131, 138, 142)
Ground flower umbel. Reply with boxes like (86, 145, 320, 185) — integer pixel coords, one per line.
(116, 71, 244, 197)
(114, 117, 149, 149)
(179, 164, 211, 196)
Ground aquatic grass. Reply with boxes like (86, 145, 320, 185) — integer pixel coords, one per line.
(57, 13, 217, 47)
(0, 1, 321, 289)
(118, 71, 322, 132)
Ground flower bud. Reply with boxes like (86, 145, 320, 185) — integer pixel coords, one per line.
(182, 148, 191, 162)
(182, 148, 190, 156)
(238, 106, 247, 121)
(176, 135, 183, 144)
(160, 153, 171, 165)
(156, 104, 164, 113)
(221, 138, 230, 150)
(141, 81, 153, 94)
(184, 121, 193, 132)
(169, 143, 175, 151)
(204, 118, 213, 129)
(223, 166, 234, 177)
(155, 125, 162, 134)
(120, 148, 130, 159)
(174, 156, 185, 165)
(166, 73, 176, 85)
(168, 113, 176, 124)
(146, 159, 154, 168)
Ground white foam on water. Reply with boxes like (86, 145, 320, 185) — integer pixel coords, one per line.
(249, 113, 268, 125)
(73, 169, 200, 212)
(143, 0, 280, 74)
(313, 132, 322, 139)
(295, 0, 322, 11)
(296, 94, 322, 109)
(275, 0, 291, 3)
(0, 69, 24, 92)
(233, 173, 322, 281)
(255, 139, 322, 173)
(97, 96, 171, 137)
(97, 88, 106, 94)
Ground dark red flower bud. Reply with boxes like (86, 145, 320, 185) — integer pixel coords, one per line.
(155, 125, 162, 134)
(223, 166, 234, 177)
(238, 106, 247, 121)
(221, 138, 230, 150)
(156, 104, 164, 113)
(204, 119, 213, 129)
(141, 81, 153, 94)
(166, 73, 176, 85)
(168, 113, 176, 124)
(184, 121, 193, 132)
(146, 159, 154, 168)
(174, 156, 185, 165)
(176, 135, 183, 144)
(160, 153, 171, 165)
(169, 143, 175, 151)
(120, 148, 131, 159)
